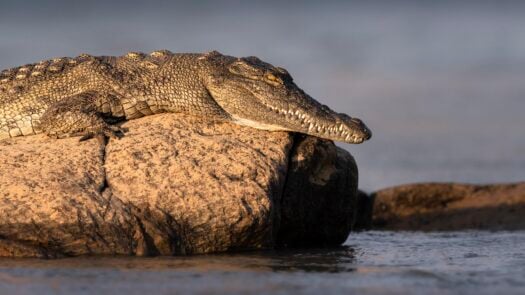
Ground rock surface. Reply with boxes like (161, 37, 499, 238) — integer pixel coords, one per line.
(0, 114, 358, 257)
(369, 182, 525, 231)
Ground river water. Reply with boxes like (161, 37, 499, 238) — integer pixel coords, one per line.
(1, 231, 524, 295)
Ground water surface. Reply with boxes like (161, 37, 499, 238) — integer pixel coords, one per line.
(1, 231, 524, 295)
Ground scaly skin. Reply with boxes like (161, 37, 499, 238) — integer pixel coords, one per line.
(0, 50, 371, 143)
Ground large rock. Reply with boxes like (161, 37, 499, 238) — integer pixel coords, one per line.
(0, 114, 358, 257)
(370, 182, 525, 231)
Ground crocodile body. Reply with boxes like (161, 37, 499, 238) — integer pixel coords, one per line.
(0, 50, 371, 143)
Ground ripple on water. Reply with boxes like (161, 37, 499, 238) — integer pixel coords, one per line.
(0, 231, 524, 295)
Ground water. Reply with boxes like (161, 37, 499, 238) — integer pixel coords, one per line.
(1, 0, 524, 190)
(1, 231, 524, 295)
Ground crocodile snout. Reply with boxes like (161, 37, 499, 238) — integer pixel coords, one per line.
(350, 117, 372, 140)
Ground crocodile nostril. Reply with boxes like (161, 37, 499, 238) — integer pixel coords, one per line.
(365, 129, 372, 140)
(350, 118, 362, 125)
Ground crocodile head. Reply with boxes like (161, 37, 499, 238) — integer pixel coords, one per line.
(203, 52, 372, 144)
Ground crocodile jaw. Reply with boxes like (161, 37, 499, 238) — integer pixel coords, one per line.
(210, 89, 372, 143)
(256, 104, 372, 144)
(208, 83, 372, 144)
(231, 106, 371, 144)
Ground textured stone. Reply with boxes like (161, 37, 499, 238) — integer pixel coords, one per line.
(0, 114, 358, 257)
(371, 182, 525, 231)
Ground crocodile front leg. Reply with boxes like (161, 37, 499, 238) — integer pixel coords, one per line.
(39, 92, 125, 140)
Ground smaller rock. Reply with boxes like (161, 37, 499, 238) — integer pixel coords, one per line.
(371, 182, 525, 231)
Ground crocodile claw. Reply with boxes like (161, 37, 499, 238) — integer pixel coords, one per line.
(79, 125, 126, 142)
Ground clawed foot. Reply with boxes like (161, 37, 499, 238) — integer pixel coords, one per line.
(79, 125, 127, 142)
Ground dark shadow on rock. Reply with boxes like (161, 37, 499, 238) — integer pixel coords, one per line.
(276, 135, 358, 248)
(353, 190, 375, 231)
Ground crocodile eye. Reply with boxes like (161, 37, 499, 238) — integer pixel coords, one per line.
(266, 73, 278, 81)
(265, 73, 283, 85)
(228, 60, 261, 79)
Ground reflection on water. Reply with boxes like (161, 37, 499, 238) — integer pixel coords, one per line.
(1, 231, 524, 295)
(0, 246, 357, 274)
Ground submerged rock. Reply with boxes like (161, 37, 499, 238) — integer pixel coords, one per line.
(0, 114, 358, 257)
(370, 182, 525, 231)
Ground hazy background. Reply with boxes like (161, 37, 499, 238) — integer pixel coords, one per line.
(1, 0, 524, 190)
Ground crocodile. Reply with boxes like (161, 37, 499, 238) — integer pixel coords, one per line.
(0, 50, 371, 143)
